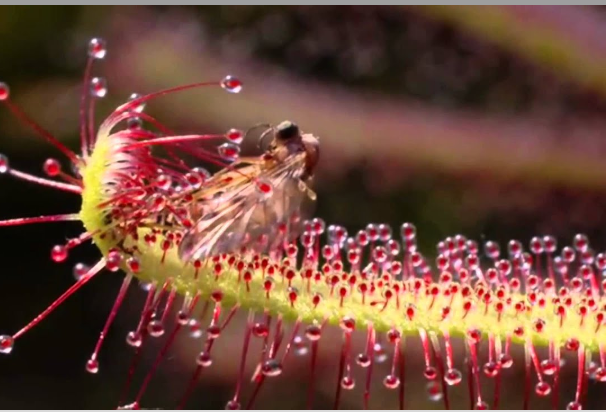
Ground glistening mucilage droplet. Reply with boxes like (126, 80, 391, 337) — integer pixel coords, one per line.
(0, 82, 10, 101)
(90, 77, 107, 98)
(88, 38, 107, 59)
(221, 75, 243, 93)
(0, 154, 8, 173)
(218, 142, 241, 161)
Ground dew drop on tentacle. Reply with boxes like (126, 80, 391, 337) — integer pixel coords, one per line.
(193, 167, 211, 181)
(372, 246, 388, 264)
(51, 245, 68, 263)
(126, 257, 140, 274)
(106, 250, 122, 272)
(126, 331, 143, 348)
(529, 236, 544, 254)
(373, 342, 388, 364)
(445, 368, 462, 386)
(312, 218, 326, 236)
(127, 117, 142, 130)
(341, 376, 355, 390)
(378, 223, 392, 241)
(484, 240, 500, 260)
(154, 174, 173, 192)
(588, 357, 600, 378)
(221, 75, 243, 93)
(387, 239, 400, 257)
(225, 400, 241, 410)
(535, 381, 551, 396)
(177, 309, 191, 326)
(508, 239, 523, 256)
(426, 380, 443, 402)
(255, 179, 273, 198)
(293, 335, 308, 356)
(423, 366, 437, 380)
(188, 318, 203, 339)
(185, 167, 211, 190)
(338, 317, 355, 333)
(88, 37, 107, 59)
(356, 229, 369, 247)
(574, 234, 589, 253)
(565, 338, 580, 352)
(117, 402, 139, 410)
(467, 328, 482, 344)
(356, 353, 370, 368)
(483, 361, 499, 378)
(0, 335, 14, 354)
(90, 77, 108, 98)
(596, 367, 606, 382)
(400, 222, 416, 241)
(383, 374, 400, 389)
(138, 281, 153, 292)
(0, 81, 10, 102)
(218, 143, 241, 162)
(252, 322, 269, 338)
(498, 353, 513, 369)
(225, 128, 244, 144)
(0, 154, 9, 173)
(465, 240, 479, 258)
(261, 359, 283, 377)
(305, 324, 322, 341)
(72, 263, 89, 281)
(86, 358, 99, 374)
(540, 359, 557, 376)
(366, 223, 379, 242)
(543, 235, 556, 253)
(207, 324, 221, 340)
(567, 401, 582, 410)
(562, 246, 576, 263)
(196, 351, 212, 367)
(147, 319, 165, 338)
(128, 93, 146, 113)
(43, 158, 61, 177)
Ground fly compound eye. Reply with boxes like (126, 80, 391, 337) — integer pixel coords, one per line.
(276, 121, 299, 140)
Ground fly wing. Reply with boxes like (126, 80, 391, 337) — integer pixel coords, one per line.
(178, 152, 315, 262)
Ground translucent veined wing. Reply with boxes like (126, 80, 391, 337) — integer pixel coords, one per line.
(178, 151, 315, 263)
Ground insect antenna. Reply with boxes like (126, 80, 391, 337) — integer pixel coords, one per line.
(257, 127, 274, 150)
(239, 122, 272, 149)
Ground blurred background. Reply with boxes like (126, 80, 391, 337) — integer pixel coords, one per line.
(1, 5, 606, 409)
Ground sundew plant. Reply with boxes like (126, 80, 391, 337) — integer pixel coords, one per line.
(1, 36, 606, 411)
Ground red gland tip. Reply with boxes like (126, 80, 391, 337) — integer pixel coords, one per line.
(0, 82, 9, 101)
